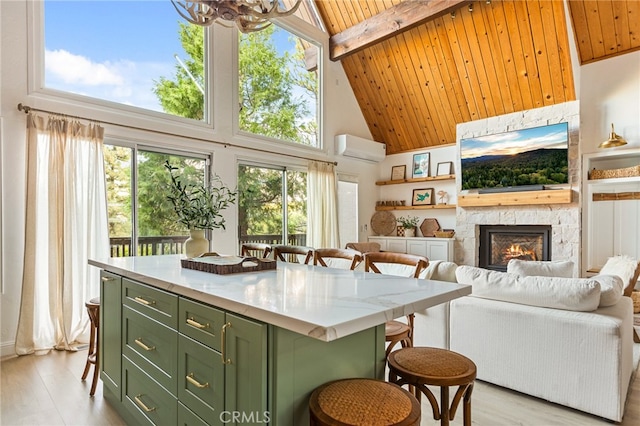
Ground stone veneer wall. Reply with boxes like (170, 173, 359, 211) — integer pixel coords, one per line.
(454, 101, 581, 275)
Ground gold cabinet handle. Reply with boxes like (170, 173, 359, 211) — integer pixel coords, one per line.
(134, 296, 155, 306)
(101, 276, 113, 282)
(134, 394, 156, 412)
(134, 338, 156, 351)
(221, 322, 231, 365)
(186, 317, 210, 330)
(186, 373, 209, 389)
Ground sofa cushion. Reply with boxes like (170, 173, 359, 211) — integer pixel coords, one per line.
(506, 259, 574, 278)
(455, 265, 601, 311)
(593, 274, 624, 307)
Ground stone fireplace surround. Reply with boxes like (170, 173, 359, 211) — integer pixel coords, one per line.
(454, 102, 581, 276)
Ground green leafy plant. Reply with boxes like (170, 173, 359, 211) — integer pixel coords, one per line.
(397, 215, 420, 228)
(165, 161, 237, 230)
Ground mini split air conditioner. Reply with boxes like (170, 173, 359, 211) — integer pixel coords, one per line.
(335, 134, 386, 163)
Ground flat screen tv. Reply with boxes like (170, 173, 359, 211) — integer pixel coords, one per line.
(460, 122, 569, 192)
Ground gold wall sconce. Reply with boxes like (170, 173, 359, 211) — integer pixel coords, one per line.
(598, 123, 627, 149)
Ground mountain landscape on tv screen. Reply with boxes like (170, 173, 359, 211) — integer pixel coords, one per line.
(461, 148, 568, 190)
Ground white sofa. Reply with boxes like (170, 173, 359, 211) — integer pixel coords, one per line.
(412, 261, 636, 422)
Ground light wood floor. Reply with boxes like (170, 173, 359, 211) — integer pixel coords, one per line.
(1, 348, 639, 425)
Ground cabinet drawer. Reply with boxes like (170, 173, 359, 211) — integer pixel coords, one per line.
(179, 298, 225, 350)
(122, 356, 177, 425)
(178, 335, 224, 426)
(178, 402, 209, 426)
(123, 279, 178, 328)
(123, 305, 178, 395)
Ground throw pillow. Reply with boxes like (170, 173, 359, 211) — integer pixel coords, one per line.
(592, 274, 624, 307)
(506, 259, 574, 278)
(455, 265, 601, 312)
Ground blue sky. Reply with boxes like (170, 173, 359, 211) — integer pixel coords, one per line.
(45, 0, 190, 111)
(460, 123, 569, 159)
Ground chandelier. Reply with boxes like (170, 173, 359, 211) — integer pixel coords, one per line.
(172, 0, 302, 33)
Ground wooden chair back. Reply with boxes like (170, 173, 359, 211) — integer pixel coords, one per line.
(272, 244, 314, 264)
(624, 260, 640, 297)
(314, 248, 362, 270)
(363, 252, 429, 278)
(240, 243, 272, 259)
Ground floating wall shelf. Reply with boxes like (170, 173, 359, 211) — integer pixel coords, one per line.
(375, 204, 456, 211)
(458, 189, 573, 207)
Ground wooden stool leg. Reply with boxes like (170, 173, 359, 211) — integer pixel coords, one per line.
(463, 382, 474, 426)
(440, 386, 450, 426)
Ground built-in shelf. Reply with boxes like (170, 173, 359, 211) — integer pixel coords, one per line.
(375, 204, 456, 211)
(458, 189, 573, 207)
(376, 174, 455, 186)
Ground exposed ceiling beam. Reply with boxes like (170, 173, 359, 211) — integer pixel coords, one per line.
(329, 0, 473, 62)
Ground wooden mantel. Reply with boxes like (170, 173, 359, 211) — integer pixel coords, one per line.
(458, 189, 573, 207)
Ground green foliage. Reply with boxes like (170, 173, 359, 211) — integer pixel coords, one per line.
(165, 161, 237, 230)
(153, 24, 204, 120)
(397, 216, 420, 228)
(104, 145, 132, 237)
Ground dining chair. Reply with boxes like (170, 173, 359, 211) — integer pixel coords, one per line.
(363, 252, 429, 357)
(272, 244, 314, 264)
(240, 242, 272, 258)
(314, 248, 362, 270)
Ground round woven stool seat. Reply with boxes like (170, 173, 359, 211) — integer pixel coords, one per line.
(309, 378, 420, 426)
(388, 347, 476, 426)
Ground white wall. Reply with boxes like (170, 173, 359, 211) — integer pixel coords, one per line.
(0, 1, 376, 356)
(580, 51, 640, 154)
(377, 146, 458, 233)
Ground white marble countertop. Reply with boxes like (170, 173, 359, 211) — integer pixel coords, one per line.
(89, 255, 470, 342)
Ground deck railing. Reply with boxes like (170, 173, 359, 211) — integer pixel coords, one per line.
(109, 234, 307, 257)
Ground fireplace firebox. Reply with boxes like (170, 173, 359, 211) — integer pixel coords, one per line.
(478, 225, 551, 271)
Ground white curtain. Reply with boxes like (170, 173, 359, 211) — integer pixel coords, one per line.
(307, 161, 340, 248)
(16, 114, 110, 355)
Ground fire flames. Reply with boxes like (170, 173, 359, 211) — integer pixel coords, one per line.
(503, 244, 538, 262)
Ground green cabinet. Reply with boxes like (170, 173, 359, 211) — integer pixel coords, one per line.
(223, 313, 268, 424)
(100, 270, 122, 400)
(99, 270, 384, 425)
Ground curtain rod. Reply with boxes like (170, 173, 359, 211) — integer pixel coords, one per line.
(17, 103, 337, 166)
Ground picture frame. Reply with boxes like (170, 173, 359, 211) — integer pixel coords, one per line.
(412, 188, 434, 206)
(412, 152, 430, 178)
(436, 161, 453, 176)
(391, 165, 406, 180)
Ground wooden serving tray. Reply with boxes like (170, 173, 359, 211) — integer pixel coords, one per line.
(181, 254, 276, 275)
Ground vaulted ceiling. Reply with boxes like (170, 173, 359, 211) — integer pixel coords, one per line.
(312, 0, 640, 154)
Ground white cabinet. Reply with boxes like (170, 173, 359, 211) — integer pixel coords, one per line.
(368, 237, 454, 262)
(583, 149, 640, 275)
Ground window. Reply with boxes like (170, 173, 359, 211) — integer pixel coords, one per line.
(238, 25, 320, 147)
(104, 143, 209, 256)
(43, 0, 206, 121)
(238, 164, 307, 248)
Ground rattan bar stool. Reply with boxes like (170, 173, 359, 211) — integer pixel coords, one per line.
(388, 347, 476, 426)
(81, 296, 100, 396)
(309, 378, 420, 426)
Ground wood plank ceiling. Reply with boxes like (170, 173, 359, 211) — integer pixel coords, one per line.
(312, 0, 635, 155)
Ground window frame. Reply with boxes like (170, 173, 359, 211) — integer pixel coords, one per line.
(237, 160, 308, 248)
(29, 0, 215, 131)
(232, 17, 326, 152)
(104, 137, 213, 256)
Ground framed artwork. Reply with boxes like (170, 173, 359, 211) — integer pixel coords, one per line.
(412, 188, 434, 206)
(412, 153, 430, 178)
(391, 165, 406, 180)
(436, 161, 453, 176)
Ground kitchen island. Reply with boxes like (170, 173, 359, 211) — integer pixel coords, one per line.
(90, 255, 470, 425)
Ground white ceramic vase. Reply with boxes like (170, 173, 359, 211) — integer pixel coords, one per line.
(404, 227, 416, 237)
(185, 229, 209, 258)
